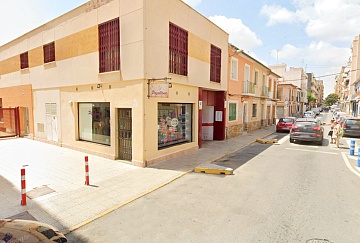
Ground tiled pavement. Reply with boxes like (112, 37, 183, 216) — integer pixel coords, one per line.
(0, 125, 284, 234)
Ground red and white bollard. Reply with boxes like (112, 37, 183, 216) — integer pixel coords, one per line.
(85, 156, 90, 185)
(21, 168, 26, 205)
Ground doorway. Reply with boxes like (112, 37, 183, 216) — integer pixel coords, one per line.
(118, 108, 132, 161)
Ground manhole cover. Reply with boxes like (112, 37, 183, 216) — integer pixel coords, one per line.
(27, 185, 55, 199)
(306, 239, 332, 243)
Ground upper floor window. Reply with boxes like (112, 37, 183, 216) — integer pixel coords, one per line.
(254, 70, 259, 85)
(169, 22, 188, 76)
(99, 18, 120, 73)
(43, 42, 55, 63)
(210, 45, 221, 83)
(20, 52, 29, 69)
(230, 58, 238, 80)
(262, 74, 266, 86)
(244, 64, 250, 82)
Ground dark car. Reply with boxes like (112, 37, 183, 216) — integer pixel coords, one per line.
(276, 117, 296, 132)
(289, 118, 324, 145)
(342, 117, 360, 137)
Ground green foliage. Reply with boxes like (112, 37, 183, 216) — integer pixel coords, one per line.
(324, 93, 339, 106)
(307, 92, 315, 102)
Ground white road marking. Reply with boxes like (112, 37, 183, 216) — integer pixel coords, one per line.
(341, 152, 360, 178)
(276, 135, 289, 145)
(285, 147, 337, 154)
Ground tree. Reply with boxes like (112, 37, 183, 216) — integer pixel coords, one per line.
(324, 93, 339, 106)
(307, 92, 315, 108)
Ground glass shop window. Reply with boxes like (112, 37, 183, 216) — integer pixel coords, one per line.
(79, 102, 110, 145)
(158, 103, 192, 149)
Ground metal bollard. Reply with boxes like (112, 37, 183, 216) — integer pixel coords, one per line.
(350, 140, 355, 156)
(85, 156, 90, 185)
(21, 168, 26, 205)
(358, 148, 360, 167)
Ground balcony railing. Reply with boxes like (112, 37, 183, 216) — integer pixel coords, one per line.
(243, 81, 255, 94)
(261, 86, 269, 97)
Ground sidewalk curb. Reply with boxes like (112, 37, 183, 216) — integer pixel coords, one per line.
(64, 169, 192, 235)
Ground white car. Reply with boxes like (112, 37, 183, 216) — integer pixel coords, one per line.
(333, 111, 347, 122)
(303, 111, 316, 118)
(0, 219, 67, 243)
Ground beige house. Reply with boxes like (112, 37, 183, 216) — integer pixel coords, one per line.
(276, 83, 300, 117)
(0, 0, 228, 167)
(226, 45, 280, 138)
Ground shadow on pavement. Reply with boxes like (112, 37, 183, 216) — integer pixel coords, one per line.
(212, 133, 288, 171)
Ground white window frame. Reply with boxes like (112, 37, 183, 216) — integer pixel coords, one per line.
(252, 103, 257, 118)
(244, 64, 250, 82)
(230, 57, 238, 81)
(228, 100, 238, 122)
(254, 70, 259, 85)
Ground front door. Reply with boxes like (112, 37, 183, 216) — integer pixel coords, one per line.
(45, 103, 58, 142)
(118, 108, 132, 161)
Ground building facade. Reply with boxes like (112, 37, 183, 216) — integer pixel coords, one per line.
(0, 0, 229, 167)
(226, 45, 279, 139)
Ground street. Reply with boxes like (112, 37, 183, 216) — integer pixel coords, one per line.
(66, 112, 360, 243)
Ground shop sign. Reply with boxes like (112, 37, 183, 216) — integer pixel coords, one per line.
(149, 83, 169, 98)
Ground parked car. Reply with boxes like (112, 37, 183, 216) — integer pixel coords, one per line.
(333, 111, 347, 122)
(289, 118, 324, 145)
(0, 219, 67, 243)
(303, 111, 316, 118)
(276, 117, 296, 132)
(338, 115, 352, 126)
(342, 117, 360, 138)
(311, 107, 320, 116)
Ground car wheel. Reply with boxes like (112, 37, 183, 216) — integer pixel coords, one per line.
(317, 139, 323, 146)
(290, 138, 294, 143)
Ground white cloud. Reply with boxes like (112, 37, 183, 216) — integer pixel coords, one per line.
(260, 5, 297, 26)
(182, 0, 202, 7)
(208, 15, 262, 51)
(261, 0, 360, 43)
(271, 41, 350, 96)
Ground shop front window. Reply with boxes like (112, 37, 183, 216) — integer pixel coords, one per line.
(158, 103, 192, 149)
(79, 102, 110, 145)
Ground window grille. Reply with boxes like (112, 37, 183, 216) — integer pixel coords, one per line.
(20, 52, 29, 69)
(169, 22, 188, 76)
(210, 45, 221, 83)
(43, 42, 55, 63)
(99, 18, 120, 73)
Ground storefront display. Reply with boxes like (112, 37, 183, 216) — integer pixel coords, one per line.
(158, 103, 192, 148)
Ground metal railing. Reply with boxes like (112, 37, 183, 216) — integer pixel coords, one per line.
(243, 81, 255, 94)
(261, 86, 269, 97)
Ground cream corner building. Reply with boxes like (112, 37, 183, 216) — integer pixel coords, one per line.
(0, 0, 229, 167)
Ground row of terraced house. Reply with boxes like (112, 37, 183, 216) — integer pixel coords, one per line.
(0, 0, 289, 167)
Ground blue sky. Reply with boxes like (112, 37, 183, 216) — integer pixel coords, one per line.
(1, 0, 360, 96)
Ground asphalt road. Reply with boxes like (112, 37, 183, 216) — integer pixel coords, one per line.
(67, 112, 360, 243)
